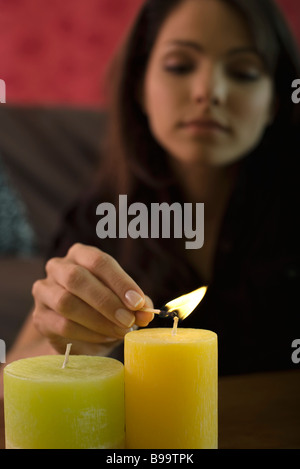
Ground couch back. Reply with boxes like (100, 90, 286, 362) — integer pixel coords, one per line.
(0, 105, 104, 349)
(0, 105, 104, 252)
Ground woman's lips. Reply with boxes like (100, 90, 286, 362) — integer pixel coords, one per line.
(180, 119, 230, 135)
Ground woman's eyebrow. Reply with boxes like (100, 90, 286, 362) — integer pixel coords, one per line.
(164, 40, 259, 57)
(226, 46, 260, 57)
(165, 39, 204, 52)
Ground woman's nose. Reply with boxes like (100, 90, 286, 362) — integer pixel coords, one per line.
(192, 64, 226, 106)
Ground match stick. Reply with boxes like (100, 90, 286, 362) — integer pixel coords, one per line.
(140, 307, 162, 315)
(140, 306, 177, 319)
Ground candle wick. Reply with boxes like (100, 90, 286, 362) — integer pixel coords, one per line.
(172, 316, 179, 336)
(62, 343, 72, 369)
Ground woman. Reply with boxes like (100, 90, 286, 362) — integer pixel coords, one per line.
(7, 0, 300, 376)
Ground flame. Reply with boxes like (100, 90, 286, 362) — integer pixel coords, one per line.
(164, 286, 208, 321)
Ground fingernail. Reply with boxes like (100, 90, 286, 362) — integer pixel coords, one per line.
(115, 308, 135, 328)
(125, 290, 144, 308)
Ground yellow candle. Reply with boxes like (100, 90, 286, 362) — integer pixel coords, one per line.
(4, 355, 125, 449)
(125, 328, 218, 449)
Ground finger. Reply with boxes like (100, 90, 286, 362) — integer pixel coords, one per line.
(45, 258, 136, 329)
(135, 295, 155, 327)
(34, 307, 122, 356)
(33, 306, 117, 345)
(66, 243, 146, 310)
(33, 278, 132, 339)
(49, 337, 122, 357)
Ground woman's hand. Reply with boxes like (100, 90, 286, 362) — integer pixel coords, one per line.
(32, 243, 154, 355)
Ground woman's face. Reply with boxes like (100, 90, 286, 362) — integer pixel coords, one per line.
(142, 0, 274, 167)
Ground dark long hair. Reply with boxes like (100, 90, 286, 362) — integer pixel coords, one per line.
(52, 1, 300, 352)
(100, 0, 300, 203)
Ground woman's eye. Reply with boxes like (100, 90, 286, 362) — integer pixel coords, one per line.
(164, 63, 193, 75)
(233, 71, 260, 81)
(229, 67, 262, 82)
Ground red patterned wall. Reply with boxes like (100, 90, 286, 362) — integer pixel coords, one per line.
(0, 0, 298, 107)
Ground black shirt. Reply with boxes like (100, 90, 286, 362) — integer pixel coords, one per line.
(50, 145, 300, 376)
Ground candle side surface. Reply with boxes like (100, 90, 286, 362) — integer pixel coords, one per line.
(125, 328, 218, 449)
(4, 355, 125, 449)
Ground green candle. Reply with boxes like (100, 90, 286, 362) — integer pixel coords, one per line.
(4, 355, 125, 449)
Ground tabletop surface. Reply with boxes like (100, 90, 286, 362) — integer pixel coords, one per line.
(1, 369, 300, 449)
